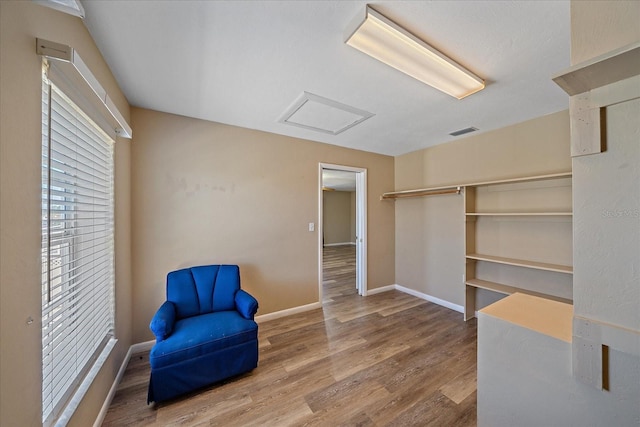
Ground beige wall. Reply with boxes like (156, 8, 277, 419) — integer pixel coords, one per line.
(130, 108, 395, 342)
(395, 111, 571, 307)
(0, 2, 132, 426)
(323, 191, 355, 245)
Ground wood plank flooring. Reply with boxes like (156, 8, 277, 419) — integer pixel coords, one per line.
(322, 244, 357, 301)
(103, 245, 477, 426)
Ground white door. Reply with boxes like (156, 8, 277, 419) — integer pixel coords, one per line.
(354, 168, 367, 296)
(319, 163, 367, 299)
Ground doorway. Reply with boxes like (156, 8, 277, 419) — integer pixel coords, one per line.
(318, 163, 367, 303)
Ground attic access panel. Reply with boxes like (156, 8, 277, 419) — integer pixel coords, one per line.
(278, 92, 374, 135)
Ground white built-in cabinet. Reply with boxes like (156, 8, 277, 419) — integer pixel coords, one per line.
(382, 171, 573, 321)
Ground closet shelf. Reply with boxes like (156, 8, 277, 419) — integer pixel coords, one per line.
(461, 171, 572, 187)
(466, 253, 573, 274)
(381, 171, 571, 201)
(466, 212, 572, 217)
(466, 279, 573, 305)
(552, 41, 640, 96)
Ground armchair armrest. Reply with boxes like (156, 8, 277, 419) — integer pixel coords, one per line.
(235, 289, 258, 320)
(149, 301, 176, 342)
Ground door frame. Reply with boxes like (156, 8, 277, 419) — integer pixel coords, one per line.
(318, 163, 367, 301)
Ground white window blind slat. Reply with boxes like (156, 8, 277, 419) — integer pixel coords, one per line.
(49, 116, 111, 154)
(41, 73, 115, 425)
(48, 155, 109, 186)
(47, 186, 110, 201)
(43, 256, 112, 314)
(47, 154, 109, 184)
(48, 137, 110, 171)
(50, 95, 114, 144)
(50, 86, 113, 145)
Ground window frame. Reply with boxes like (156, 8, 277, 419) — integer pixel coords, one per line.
(41, 65, 116, 426)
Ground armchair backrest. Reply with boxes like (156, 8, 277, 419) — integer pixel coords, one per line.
(167, 265, 240, 319)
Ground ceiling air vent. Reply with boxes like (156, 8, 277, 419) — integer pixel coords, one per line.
(278, 92, 374, 135)
(449, 127, 478, 137)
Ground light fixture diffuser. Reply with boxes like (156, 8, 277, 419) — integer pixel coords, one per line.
(345, 6, 484, 99)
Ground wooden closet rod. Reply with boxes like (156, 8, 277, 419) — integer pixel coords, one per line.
(381, 186, 461, 200)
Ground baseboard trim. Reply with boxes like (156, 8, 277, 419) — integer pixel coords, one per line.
(93, 343, 132, 427)
(366, 285, 396, 295)
(255, 302, 322, 323)
(93, 339, 154, 426)
(394, 284, 464, 314)
(323, 242, 356, 247)
(131, 340, 155, 354)
(342, 283, 463, 314)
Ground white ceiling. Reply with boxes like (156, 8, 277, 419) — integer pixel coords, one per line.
(82, 0, 570, 156)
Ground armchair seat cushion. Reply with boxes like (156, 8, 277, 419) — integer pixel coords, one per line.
(150, 311, 258, 370)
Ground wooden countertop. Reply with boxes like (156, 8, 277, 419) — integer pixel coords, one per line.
(480, 293, 573, 343)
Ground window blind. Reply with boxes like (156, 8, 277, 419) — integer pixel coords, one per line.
(41, 72, 115, 424)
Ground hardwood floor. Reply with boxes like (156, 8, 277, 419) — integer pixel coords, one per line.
(103, 245, 477, 426)
(322, 244, 357, 301)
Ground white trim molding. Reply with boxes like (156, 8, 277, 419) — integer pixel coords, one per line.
(255, 302, 322, 323)
(36, 38, 132, 139)
(93, 342, 131, 427)
(366, 285, 396, 295)
(131, 340, 155, 354)
(323, 242, 356, 247)
(368, 284, 464, 313)
(93, 339, 154, 426)
(319, 163, 368, 300)
(55, 339, 117, 426)
(394, 284, 464, 313)
(257, 283, 463, 323)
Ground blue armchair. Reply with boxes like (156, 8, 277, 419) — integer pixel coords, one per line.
(148, 264, 259, 403)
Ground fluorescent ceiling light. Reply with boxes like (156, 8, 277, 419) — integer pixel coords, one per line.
(345, 6, 484, 99)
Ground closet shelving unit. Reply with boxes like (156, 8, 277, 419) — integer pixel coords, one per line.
(463, 172, 573, 319)
(382, 171, 573, 321)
